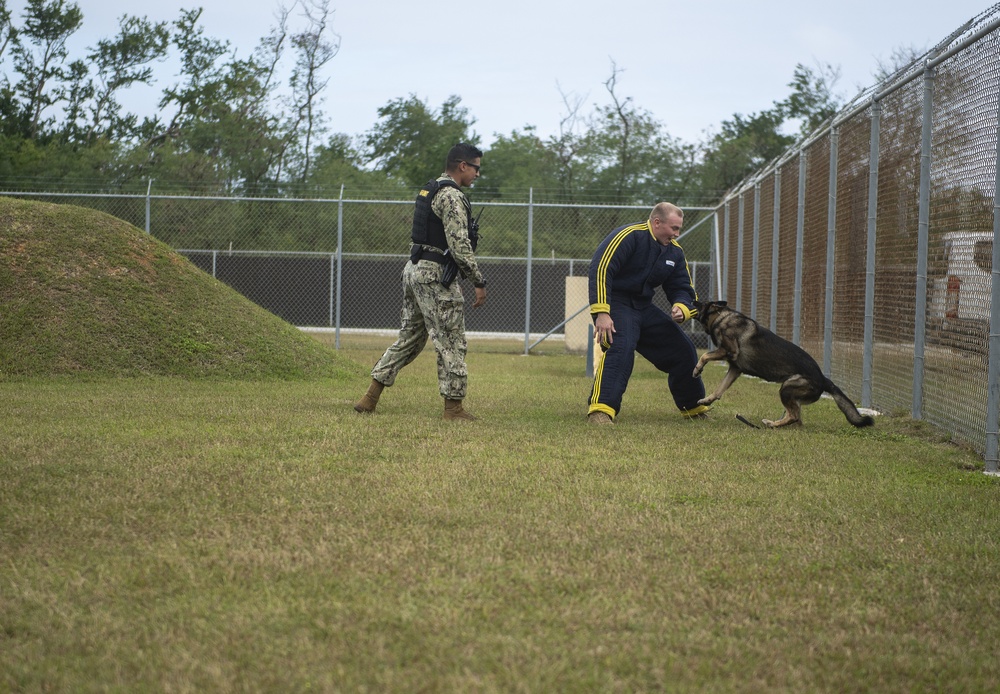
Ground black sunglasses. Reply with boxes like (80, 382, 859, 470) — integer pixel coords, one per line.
(461, 161, 481, 172)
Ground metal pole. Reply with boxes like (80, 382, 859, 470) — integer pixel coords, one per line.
(145, 179, 152, 233)
(913, 64, 935, 420)
(794, 151, 808, 345)
(524, 188, 534, 355)
(736, 193, 745, 312)
(335, 185, 344, 349)
(824, 127, 839, 375)
(722, 201, 730, 299)
(770, 168, 782, 332)
(529, 303, 591, 352)
(713, 210, 723, 298)
(984, 78, 1000, 475)
(751, 182, 761, 317)
(587, 324, 595, 379)
(863, 101, 881, 409)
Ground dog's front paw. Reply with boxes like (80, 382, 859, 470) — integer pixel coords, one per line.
(692, 365, 704, 378)
(697, 396, 716, 406)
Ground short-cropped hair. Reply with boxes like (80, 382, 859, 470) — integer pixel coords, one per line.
(446, 143, 484, 170)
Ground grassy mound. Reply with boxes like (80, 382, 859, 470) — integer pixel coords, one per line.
(0, 197, 364, 379)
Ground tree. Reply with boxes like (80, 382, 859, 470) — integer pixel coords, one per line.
(8, 0, 82, 139)
(0, 131, 118, 186)
(81, 14, 169, 142)
(157, 8, 229, 138)
(475, 126, 561, 200)
(365, 94, 478, 187)
(307, 133, 397, 193)
(0, 0, 352, 193)
(696, 109, 793, 196)
(582, 61, 689, 204)
(591, 62, 638, 201)
(467, 64, 696, 207)
(544, 84, 592, 201)
(0, 0, 16, 61)
(694, 62, 845, 198)
(777, 62, 843, 136)
(285, 0, 339, 181)
(147, 8, 290, 192)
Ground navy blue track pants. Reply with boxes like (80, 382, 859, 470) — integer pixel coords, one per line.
(588, 302, 705, 416)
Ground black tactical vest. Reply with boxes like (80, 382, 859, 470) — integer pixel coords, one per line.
(410, 178, 471, 249)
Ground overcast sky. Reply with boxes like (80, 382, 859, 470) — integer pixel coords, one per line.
(5, 0, 997, 146)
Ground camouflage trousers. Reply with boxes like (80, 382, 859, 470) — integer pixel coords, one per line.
(371, 260, 469, 399)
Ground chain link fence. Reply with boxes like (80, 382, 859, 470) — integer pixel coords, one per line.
(717, 5, 1000, 470)
(3, 190, 714, 352)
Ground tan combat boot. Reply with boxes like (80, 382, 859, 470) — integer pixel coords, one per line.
(354, 379, 384, 413)
(443, 398, 477, 421)
(587, 411, 613, 424)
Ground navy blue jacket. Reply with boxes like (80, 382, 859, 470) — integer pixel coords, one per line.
(588, 221, 699, 322)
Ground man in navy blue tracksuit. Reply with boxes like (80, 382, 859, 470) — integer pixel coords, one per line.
(587, 202, 708, 424)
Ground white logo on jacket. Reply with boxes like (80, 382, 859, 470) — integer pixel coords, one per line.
(665, 260, 675, 267)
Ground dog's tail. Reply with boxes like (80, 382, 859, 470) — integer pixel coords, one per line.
(824, 379, 875, 427)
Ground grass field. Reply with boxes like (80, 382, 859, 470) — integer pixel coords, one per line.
(3, 197, 999, 691)
(3, 337, 999, 693)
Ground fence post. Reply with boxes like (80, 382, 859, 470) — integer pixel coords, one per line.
(736, 192, 745, 312)
(794, 151, 808, 345)
(713, 210, 723, 299)
(587, 324, 594, 379)
(335, 184, 344, 349)
(145, 179, 152, 233)
(722, 201, 730, 299)
(824, 127, 839, 375)
(984, 82, 1000, 475)
(524, 188, 534, 355)
(863, 101, 881, 409)
(751, 181, 761, 317)
(770, 168, 781, 332)
(913, 64, 935, 420)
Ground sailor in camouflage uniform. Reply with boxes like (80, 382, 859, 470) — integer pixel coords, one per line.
(354, 143, 488, 420)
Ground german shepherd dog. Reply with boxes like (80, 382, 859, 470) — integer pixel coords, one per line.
(692, 300, 874, 428)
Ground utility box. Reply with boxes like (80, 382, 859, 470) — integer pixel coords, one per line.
(565, 276, 591, 352)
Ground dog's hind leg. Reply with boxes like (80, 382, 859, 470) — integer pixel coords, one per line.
(762, 375, 818, 427)
(762, 405, 801, 428)
(697, 364, 742, 406)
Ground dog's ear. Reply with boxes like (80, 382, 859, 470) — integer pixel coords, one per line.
(716, 300, 728, 308)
